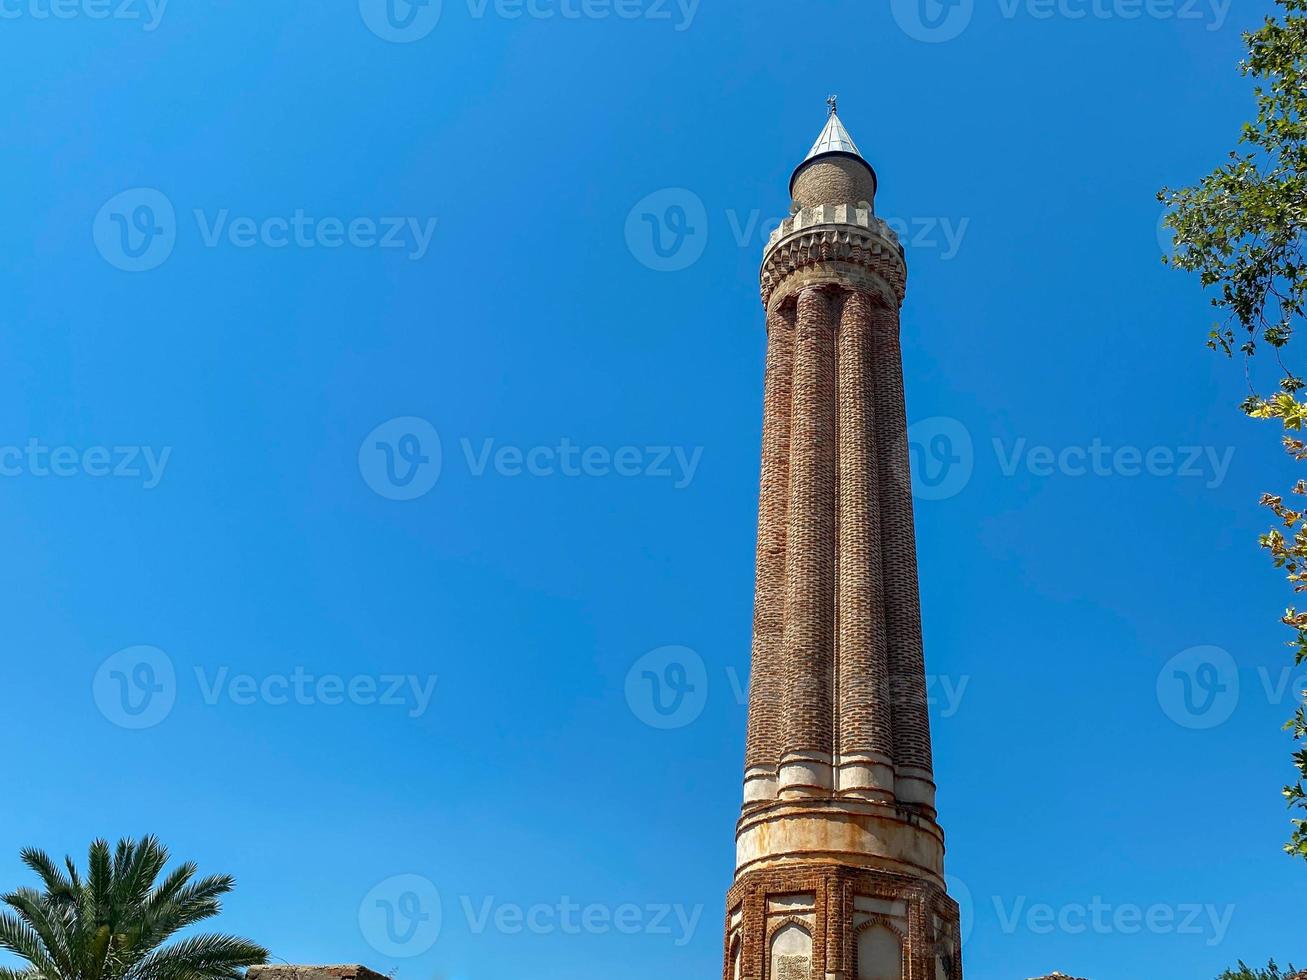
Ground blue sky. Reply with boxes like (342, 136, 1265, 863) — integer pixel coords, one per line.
(0, 0, 1301, 978)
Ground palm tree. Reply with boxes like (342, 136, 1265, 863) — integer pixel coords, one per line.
(0, 836, 268, 980)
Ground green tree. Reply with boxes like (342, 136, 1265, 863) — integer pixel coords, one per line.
(1160, 0, 1307, 861)
(0, 836, 268, 980)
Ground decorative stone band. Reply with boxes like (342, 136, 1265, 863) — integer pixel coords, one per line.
(743, 765, 780, 804)
(894, 766, 938, 811)
(761, 205, 906, 312)
(723, 862, 962, 980)
(835, 751, 897, 803)
(779, 749, 836, 798)
(736, 797, 946, 884)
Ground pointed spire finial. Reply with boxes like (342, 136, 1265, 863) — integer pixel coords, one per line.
(790, 99, 877, 196)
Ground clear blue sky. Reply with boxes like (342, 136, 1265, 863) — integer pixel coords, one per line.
(1, 1, 1301, 978)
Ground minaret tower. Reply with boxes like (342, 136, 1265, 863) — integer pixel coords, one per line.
(723, 100, 962, 980)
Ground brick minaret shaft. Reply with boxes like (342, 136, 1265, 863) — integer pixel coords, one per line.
(725, 102, 962, 980)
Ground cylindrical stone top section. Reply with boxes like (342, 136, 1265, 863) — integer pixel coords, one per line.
(791, 155, 877, 211)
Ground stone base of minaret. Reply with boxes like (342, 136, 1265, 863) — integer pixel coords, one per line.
(722, 863, 961, 980)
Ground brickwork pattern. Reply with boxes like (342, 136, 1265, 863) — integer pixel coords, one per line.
(730, 138, 959, 978)
(746, 304, 796, 775)
(780, 286, 838, 764)
(722, 864, 961, 980)
(743, 261, 935, 795)
(760, 208, 906, 312)
(791, 158, 877, 211)
(869, 303, 934, 778)
(837, 289, 894, 765)
(248, 968, 387, 980)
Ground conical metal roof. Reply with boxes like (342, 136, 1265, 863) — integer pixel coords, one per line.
(789, 97, 876, 195)
(803, 111, 862, 162)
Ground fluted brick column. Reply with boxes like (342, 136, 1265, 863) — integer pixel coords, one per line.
(727, 105, 962, 980)
(744, 302, 796, 804)
(870, 302, 936, 811)
(836, 289, 896, 802)
(778, 285, 837, 797)
(824, 875, 846, 980)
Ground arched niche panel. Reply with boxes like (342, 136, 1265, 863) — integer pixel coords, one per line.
(856, 921, 903, 980)
(769, 921, 812, 980)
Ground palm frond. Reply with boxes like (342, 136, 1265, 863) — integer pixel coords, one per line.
(4, 838, 266, 980)
(130, 934, 268, 980)
(144, 865, 198, 912)
(85, 840, 113, 925)
(114, 838, 168, 914)
(0, 911, 62, 980)
(17, 852, 72, 903)
(2, 890, 75, 979)
(62, 859, 80, 894)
